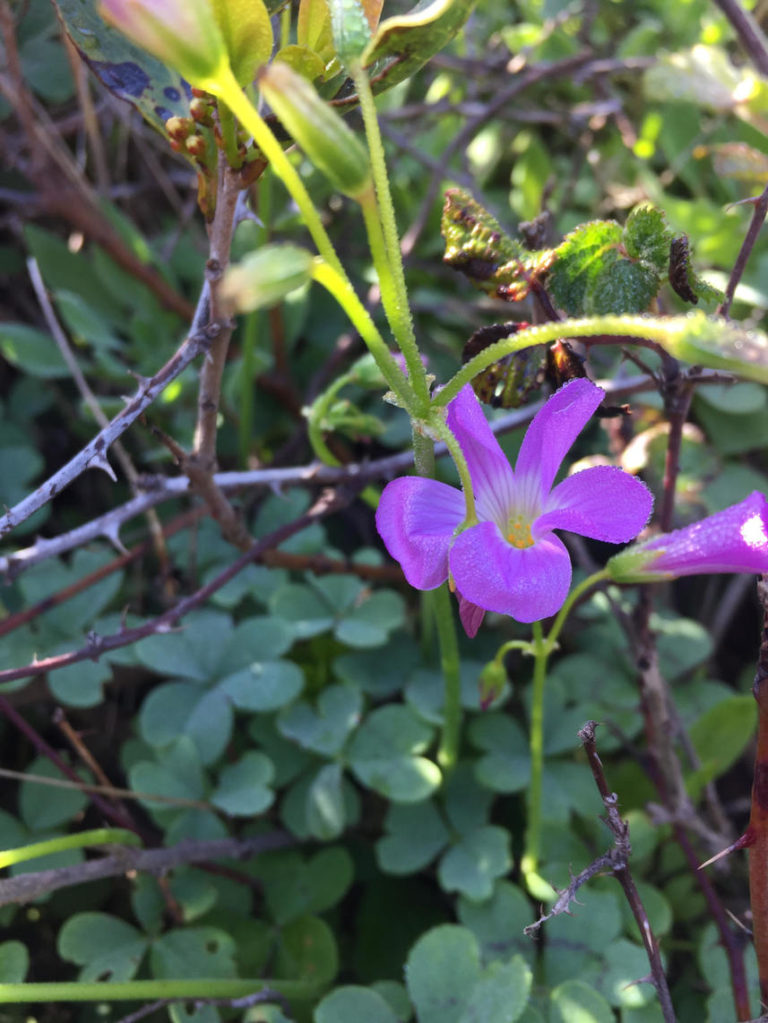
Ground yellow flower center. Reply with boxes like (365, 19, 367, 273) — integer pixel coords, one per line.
(506, 516, 534, 549)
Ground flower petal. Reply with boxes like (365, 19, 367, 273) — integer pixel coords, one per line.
(446, 385, 516, 524)
(457, 592, 486, 638)
(376, 476, 465, 590)
(642, 490, 768, 576)
(536, 465, 653, 543)
(449, 522, 572, 623)
(514, 379, 604, 511)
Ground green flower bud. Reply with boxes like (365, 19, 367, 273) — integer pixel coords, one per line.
(221, 245, 315, 313)
(258, 62, 372, 199)
(478, 659, 507, 710)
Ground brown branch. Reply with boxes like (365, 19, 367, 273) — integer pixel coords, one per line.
(0, 486, 351, 687)
(718, 182, 768, 318)
(711, 0, 768, 76)
(0, 833, 294, 908)
(578, 721, 677, 1022)
(749, 577, 768, 1009)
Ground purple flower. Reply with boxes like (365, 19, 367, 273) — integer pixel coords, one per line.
(376, 379, 653, 631)
(607, 491, 768, 583)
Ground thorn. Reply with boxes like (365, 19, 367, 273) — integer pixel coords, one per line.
(88, 453, 117, 482)
(698, 830, 755, 869)
(102, 524, 127, 555)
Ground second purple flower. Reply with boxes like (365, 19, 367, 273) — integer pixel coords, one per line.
(376, 378, 653, 630)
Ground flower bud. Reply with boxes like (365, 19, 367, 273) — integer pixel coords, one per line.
(99, 0, 228, 89)
(258, 62, 372, 199)
(606, 491, 768, 584)
(478, 659, 507, 710)
(221, 245, 315, 313)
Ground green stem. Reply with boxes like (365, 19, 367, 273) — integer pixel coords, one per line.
(433, 315, 680, 409)
(0, 829, 140, 869)
(217, 98, 241, 167)
(0, 979, 313, 1004)
(430, 417, 477, 525)
(311, 260, 415, 410)
(351, 66, 428, 407)
(433, 582, 463, 771)
(546, 569, 609, 653)
(212, 67, 346, 280)
(522, 620, 548, 879)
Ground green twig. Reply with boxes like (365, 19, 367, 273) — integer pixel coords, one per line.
(433, 582, 463, 771)
(0, 829, 141, 870)
(0, 979, 313, 1004)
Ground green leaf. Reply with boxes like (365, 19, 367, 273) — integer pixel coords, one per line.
(348, 705, 441, 802)
(696, 381, 766, 415)
(58, 913, 147, 982)
(220, 659, 305, 713)
(335, 589, 405, 648)
(315, 986, 399, 1023)
(687, 694, 756, 797)
(139, 682, 233, 765)
(269, 583, 336, 639)
(210, 0, 273, 85)
(438, 826, 511, 902)
(53, 0, 194, 135)
(211, 751, 275, 816)
(306, 763, 347, 841)
(327, 0, 372, 66)
(0, 942, 29, 982)
(278, 683, 362, 755)
(405, 925, 481, 1023)
(0, 323, 69, 378)
(274, 915, 339, 988)
(136, 610, 234, 682)
(550, 980, 614, 1023)
(458, 881, 536, 966)
(470, 713, 531, 794)
(624, 203, 671, 270)
(548, 220, 660, 315)
(259, 848, 355, 925)
(660, 312, 768, 384)
(652, 613, 713, 679)
(334, 638, 421, 697)
(363, 0, 477, 93)
(150, 927, 237, 979)
(376, 800, 450, 874)
(129, 738, 207, 815)
(458, 958, 532, 1023)
(20, 757, 87, 832)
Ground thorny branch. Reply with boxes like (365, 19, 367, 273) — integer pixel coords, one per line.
(0, 832, 294, 908)
(718, 181, 768, 319)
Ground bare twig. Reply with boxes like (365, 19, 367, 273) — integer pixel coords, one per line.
(0, 486, 350, 687)
(718, 182, 768, 318)
(0, 832, 294, 908)
(578, 721, 677, 1022)
(711, 0, 768, 75)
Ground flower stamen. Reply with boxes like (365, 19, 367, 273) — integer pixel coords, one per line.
(507, 516, 534, 549)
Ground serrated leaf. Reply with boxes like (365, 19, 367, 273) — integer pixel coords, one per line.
(348, 705, 440, 802)
(441, 188, 554, 301)
(211, 751, 275, 816)
(58, 913, 147, 982)
(624, 203, 671, 270)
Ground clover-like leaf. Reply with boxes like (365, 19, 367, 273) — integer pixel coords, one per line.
(0, 941, 29, 983)
(348, 705, 440, 802)
(150, 927, 237, 980)
(211, 751, 275, 816)
(258, 848, 354, 925)
(438, 826, 511, 902)
(278, 683, 362, 756)
(306, 763, 347, 841)
(58, 913, 147, 982)
(406, 925, 481, 1023)
(376, 800, 450, 875)
(469, 714, 530, 794)
(139, 681, 233, 766)
(315, 986, 399, 1023)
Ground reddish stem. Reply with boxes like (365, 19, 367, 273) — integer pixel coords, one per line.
(749, 578, 768, 1008)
